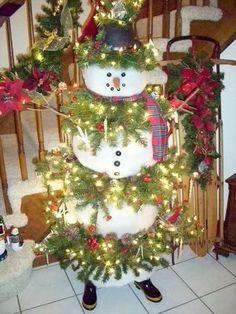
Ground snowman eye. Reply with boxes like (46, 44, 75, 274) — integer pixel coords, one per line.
(121, 72, 126, 77)
(107, 72, 112, 77)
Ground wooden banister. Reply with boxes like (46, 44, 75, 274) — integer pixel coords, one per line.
(162, 0, 170, 38)
(5, 17, 28, 180)
(0, 136, 12, 214)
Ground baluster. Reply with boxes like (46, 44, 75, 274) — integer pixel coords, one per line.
(26, 0, 46, 160)
(203, 0, 210, 5)
(56, 93, 65, 143)
(147, 0, 153, 40)
(175, 0, 182, 36)
(0, 137, 12, 214)
(72, 27, 79, 85)
(6, 18, 28, 180)
(216, 61, 224, 242)
(162, 0, 170, 38)
(190, 0, 197, 4)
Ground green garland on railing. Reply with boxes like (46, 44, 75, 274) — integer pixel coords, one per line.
(167, 53, 224, 187)
(14, 0, 82, 79)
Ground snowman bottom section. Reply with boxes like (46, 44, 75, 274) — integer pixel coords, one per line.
(65, 201, 159, 287)
(92, 267, 157, 288)
(66, 201, 158, 238)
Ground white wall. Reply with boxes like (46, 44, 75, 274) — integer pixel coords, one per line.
(221, 39, 236, 212)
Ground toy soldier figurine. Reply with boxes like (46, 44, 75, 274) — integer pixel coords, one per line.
(10, 227, 24, 252)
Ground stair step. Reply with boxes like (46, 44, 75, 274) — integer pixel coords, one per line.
(0, 240, 35, 303)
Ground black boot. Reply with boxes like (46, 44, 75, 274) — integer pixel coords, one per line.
(134, 279, 162, 303)
(82, 281, 97, 311)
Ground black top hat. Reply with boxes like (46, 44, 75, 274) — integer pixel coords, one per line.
(104, 24, 141, 50)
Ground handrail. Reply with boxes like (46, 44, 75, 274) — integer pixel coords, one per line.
(166, 35, 221, 59)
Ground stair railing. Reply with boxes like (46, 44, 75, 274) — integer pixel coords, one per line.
(165, 35, 223, 256)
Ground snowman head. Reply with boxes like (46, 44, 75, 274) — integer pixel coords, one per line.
(83, 65, 167, 97)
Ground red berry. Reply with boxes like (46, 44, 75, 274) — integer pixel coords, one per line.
(143, 175, 151, 183)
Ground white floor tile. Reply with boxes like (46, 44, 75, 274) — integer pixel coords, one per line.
(172, 254, 236, 297)
(130, 267, 196, 314)
(65, 266, 85, 295)
(22, 296, 83, 314)
(161, 299, 212, 314)
(78, 285, 147, 314)
(0, 296, 20, 314)
(215, 253, 236, 276)
(201, 283, 236, 314)
(18, 265, 75, 311)
(163, 245, 198, 265)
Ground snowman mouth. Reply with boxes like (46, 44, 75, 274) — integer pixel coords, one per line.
(106, 84, 126, 92)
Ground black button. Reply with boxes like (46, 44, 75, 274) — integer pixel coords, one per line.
(110, 87, 114, 91)
(121, 72, 126, 77)
(114, 161, 120, 167)
(107, 72, 112, 77)
(106, 83, 110, 87)
(116, 151, 121, 156)
(114, 172, 120, 176)
(122, 83, 126, 87)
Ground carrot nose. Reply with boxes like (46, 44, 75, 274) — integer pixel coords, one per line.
(113, 77, 120, 89)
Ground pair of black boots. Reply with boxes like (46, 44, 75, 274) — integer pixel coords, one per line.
(82, 279, 162, 311)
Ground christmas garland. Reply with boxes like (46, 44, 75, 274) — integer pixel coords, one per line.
(75, 32, 157, 71)
(36, 146, 201, 283)
(62, 89, 169, 151)
(94, 0, 145, 27)
(36, 146, 187, 219)
(14, 0, 82, 80)
(167, 53, 224, 187)
(40, 213, 199, 283)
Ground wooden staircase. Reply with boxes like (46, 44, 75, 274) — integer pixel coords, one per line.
(136, 0, 236, 51)
(191, 0, 236, 51)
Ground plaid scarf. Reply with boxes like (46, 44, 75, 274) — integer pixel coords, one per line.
(89, 90, 169, 162)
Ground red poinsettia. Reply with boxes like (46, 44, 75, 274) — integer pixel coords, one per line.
(178, 67, 220, 109)
(0, 79, 31, 115)
(23, 67, 57, 94)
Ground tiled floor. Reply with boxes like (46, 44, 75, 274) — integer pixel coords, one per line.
(1, 247, 236, 314)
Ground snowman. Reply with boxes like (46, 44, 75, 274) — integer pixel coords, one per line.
(62, 22, 170, 311)
(66, 65, 168, 310)
(38, 1, 179, 311)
